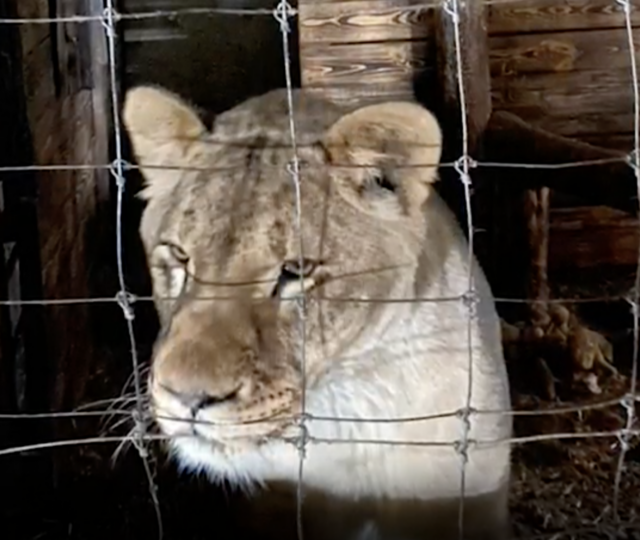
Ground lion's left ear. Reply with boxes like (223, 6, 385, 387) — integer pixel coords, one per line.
(123, 85, 209, 201)
(322, 102, 442, 216)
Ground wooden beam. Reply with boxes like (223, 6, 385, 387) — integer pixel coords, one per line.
(489, 28, 639, 148)
(482, 110, 639, 215)
(433, 0, 492, 155)
(488, 0, 640, 35)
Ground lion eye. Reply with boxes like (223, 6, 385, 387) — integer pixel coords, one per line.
(169, 244, 189, 264)
(271, 258, 318, 298)
(282, 258, 317, 277)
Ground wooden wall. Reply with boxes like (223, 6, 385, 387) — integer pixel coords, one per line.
(300, 0, 640, 149)
(488, 0, 640, 152)
(487, 0, 640, 272)
(13, 0, 111, 427)
(299, 0, 435, 108)
(298, 0, 640, 277)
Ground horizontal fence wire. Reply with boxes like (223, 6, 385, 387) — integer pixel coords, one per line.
(0, 1, 638, 540)
(0, 0, 631, 25)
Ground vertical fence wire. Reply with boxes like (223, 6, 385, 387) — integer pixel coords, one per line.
(274, 2, 309, 539)
(613, 0, 640, 525)
(442, 0, 476, 537)
(101, 3, 163, 538)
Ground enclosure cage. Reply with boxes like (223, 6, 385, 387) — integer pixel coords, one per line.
(0, 0, 640, 539)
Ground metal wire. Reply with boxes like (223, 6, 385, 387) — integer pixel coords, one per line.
(0, 1, 638, 540)
(612, 0, 640, 524)
(442, 0, 474, 536)
(0, 0, 630, 26)
(102, 3, 163, 538)
(0, 156, 632, 175)
(273, 2, 309, 539)
(0, 290, 633, 308)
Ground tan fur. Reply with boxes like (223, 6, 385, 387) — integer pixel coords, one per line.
(123, 86, 512, 540)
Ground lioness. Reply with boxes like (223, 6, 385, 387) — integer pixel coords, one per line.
(123, 86, 512, 540)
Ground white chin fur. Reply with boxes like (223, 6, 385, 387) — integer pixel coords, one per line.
(169, 435, 292, 493)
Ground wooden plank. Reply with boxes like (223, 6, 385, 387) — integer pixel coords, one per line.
(489, 28, 640, 76)
(492, 69, 635, 133)
(298, 0, 433, 107)
(488, 0, 640, 36)
(490, 27, 640, 139)
(304, 0, 440, 4)
(301, 40, 430, 87)
(304, 82, 418, 108)
(549, 206, 640, 269)
(298, 0, 433, 44)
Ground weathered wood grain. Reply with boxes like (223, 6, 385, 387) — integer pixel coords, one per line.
(301, 40, 430, 87)
(490, 27, 640, 140)
(298, 0, 434, 44)
(490, 28, 640, 76)
(488, 0, 640, 35)
(15, 0, 49, 58)
(20, 37, 58, 148)
(549, 206, 640, 269)
(492, 68, 635, 130)
(304, 82, 418, 108)
(305, 0, 440, 5)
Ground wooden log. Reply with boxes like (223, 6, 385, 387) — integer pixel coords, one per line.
(489, 28, 639, 146)
(482, 110, 639, 215)
(490, 29, 639, 75)
(488, 0, 640, 35)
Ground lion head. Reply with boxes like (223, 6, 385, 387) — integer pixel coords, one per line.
(123, 86, 449, 484)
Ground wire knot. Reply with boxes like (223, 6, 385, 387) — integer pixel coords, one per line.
(615, 0, 631, 14)
(273, 0, 295, 33)
(109, 158, 131, 189)
(442, 0, 460, 24)
(116, 290, 136, 321)
(295, 420, 310, 458)
(461, 289, 478, 318)
(453, 155, 476, 186)
(453, 438, 471, 463)
(101, 7, 119, 37)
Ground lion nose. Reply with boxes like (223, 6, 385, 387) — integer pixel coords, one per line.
(159, 383, 240, 412)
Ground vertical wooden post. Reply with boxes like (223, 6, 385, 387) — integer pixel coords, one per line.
(433, 0, 495, 281)
(434, 0, 492, 155)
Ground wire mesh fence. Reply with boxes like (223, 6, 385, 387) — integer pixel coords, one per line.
(0, 1, 638, 540)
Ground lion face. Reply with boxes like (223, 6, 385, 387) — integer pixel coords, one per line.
(123, 86, 442, 468)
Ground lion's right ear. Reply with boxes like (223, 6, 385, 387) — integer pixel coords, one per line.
(123, 86, 208, 201)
